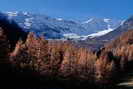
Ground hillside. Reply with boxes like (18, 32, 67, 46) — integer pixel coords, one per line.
(0, 12, 133, 89)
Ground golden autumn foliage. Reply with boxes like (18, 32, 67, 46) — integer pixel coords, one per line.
(103, 30, 133, 71)
(9, 32, 117, 84)
(95, 53, 115, 83)
(10, 32, 97, 82)
(2, 29, 133, 86)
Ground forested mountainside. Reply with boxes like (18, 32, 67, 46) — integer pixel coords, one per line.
(0, 14, 133, 89)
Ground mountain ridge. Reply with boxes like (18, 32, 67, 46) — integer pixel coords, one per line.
(94, 15, 133, 41)
(3, 11, 122, 39)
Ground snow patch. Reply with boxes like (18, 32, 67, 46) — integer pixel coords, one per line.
(87, 25, 114, 38)
(83, 18, 93, 24)
(24, 18, 33, 28)
(88, 28, 113, 38)
(104, 19, 110, 23)
(56, 18, 63, 21)
(6, 11, 18, 17)
(63, 33, 81, 39)
(120, 20, 126, 25)
(23, 12, 28, 16)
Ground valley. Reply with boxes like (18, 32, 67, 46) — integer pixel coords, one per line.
(0, 11, 133, 89)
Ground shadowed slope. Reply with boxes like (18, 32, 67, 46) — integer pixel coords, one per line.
(0, 13, 28, 49)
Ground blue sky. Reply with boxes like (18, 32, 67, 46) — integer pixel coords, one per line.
(0, 0, 132, 20)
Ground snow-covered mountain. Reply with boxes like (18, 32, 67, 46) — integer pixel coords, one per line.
(82, 18, 121, 33)
(78, 16, 133, 50)
(4, 11, 122, 39)
(94, 15, 133, 41)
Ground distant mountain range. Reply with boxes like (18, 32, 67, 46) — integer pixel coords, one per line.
(3, 11, 122, 39)
(0, 11, 133, 51)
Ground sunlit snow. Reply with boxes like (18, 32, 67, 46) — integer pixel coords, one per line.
(87, 25, 114, 38)
(6, 11, 18, 17)
(120, 20, 126, 25)
(56, 18, 63, 21)
(83, 18, 93, 24)
(104, 19, 111, 23)
(63, 33, 81, 39)
(24, 18, 33, 28)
